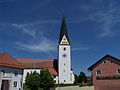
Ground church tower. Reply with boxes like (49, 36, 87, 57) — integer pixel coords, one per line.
(58, 16, 74, 84)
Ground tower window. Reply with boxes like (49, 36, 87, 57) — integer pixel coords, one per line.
(64, 63, 66, 66)
(62, 54, 67, 58)
(63, 47, 66, 51)
(64, 80, 66, 82)
(64, 70, 65, 72)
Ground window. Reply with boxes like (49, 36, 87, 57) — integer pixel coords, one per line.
(64, 70, 65, 72)
(15, 71, 18, 76)
(110, 60, 113, 63)
(103, 61, 106, 64)
(14, 82, 17, 87)
(96, 70, 102, 74)
(54, 80, 56, 83)
(64, 63, 66, 66)
(1, 70, 5, 75)
(64, 80, 66, 82)
(63, 47, 66, 51)
(117, 69, 120, 73)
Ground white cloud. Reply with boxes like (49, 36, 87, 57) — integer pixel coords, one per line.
(15, 37, 56, 53)
(11, 24, 37, 38)
(69, 0, 120, 38)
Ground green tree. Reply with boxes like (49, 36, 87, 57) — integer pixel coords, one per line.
(39, 69, 54, 90)
(74, 74, 79, 84)
(78, 71, 87, 83)
(25, 71, 40, 90)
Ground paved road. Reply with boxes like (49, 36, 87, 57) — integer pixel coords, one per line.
(56, 86, 94, 90)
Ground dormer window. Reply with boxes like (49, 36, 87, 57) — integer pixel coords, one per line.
(103, 60, 106, 64)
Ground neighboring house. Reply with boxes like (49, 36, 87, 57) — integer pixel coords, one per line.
(0, 53, 24, 90)
(17, 59, 58, 83)
(88, 55, 120, 90)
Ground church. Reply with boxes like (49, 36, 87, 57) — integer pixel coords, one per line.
(0, 16, 75, 90)
(17, 16, 75, 84)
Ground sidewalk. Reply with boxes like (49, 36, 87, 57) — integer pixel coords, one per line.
(55, 86, 94, 90)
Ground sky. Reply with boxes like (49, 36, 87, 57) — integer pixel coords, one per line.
(1, 0, 120, 75)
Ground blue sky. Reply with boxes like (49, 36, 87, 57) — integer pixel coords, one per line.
(1, 0, 120, 75)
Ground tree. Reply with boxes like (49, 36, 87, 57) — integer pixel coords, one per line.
(74, 74, 79, 84)
(78, 71, 87, 83)
(25, 71, 40, 90)
(39, 69, 54, 90)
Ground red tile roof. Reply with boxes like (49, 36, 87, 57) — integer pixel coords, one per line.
(17, 58, 58, 76)
(0, 53, 24, 69)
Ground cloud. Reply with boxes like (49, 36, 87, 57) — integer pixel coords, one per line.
(69, 0, 120, 38)
(11, 24, 37, 38)
(15, 37, 57, 53)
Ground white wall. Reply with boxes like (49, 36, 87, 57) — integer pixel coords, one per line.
(23, 69, 41, 83)
(58, 45, 74, 84)
(0, 66, 23, 90)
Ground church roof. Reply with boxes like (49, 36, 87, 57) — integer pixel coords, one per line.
(59, 16, 70, 44)
(17, 58, 58, 76)
(0, 53, 24, 69)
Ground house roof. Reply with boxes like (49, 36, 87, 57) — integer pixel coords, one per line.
(17, 58, 58, 76)
(88, 55, 120, 71)
(0, 53, 24, 69)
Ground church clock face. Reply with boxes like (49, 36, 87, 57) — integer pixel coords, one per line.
(62, 53, 67, 58)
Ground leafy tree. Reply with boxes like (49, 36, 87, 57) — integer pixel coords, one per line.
(39, 69, 54, 90)
(78, 71, 87, 83)
(74, 74, 79, 84)
(25, 71, 40, 90)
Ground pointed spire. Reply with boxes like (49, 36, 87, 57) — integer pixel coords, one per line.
(59, 15, 70, 44)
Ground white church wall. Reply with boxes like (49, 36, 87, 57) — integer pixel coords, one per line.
(23, 69, 41, 83)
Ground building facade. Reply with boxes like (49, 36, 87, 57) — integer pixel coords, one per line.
(88, 55, 120, 90)
(0, 53, 24, 90)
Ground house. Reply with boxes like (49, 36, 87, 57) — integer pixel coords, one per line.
(17, 59, 58, 83)
(88, 55, 120, 90)
(0, 53, 24, 90)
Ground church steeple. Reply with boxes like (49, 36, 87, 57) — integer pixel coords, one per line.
(59, 16, 70, 45)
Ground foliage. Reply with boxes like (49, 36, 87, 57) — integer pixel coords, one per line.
(25, 69, 54, 90)
(74, 74, 79, 84)
(40, 69, 54, 90)
(25, 71, 40, 90)
(78, 71, 87, 83)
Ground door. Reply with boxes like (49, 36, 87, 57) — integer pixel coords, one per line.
(1, 80, 9, 90)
